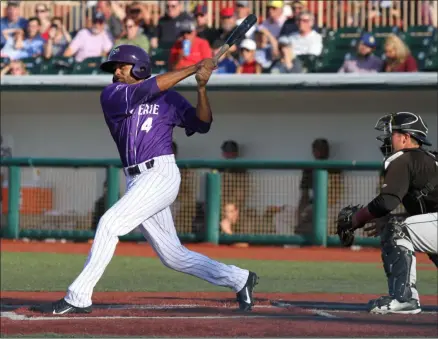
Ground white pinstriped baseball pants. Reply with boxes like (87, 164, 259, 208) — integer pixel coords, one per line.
(65, 155, 249, 308)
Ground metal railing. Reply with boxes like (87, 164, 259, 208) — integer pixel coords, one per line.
(0, 157, 392, 247)
(1, 0, 436, 35)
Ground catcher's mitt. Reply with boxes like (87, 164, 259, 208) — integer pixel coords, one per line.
(336, 204, 362, 247)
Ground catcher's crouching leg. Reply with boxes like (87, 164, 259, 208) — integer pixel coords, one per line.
(368, 218, 421, 314)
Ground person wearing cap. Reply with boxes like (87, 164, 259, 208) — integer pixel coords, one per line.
(211, 39, 238, 74)
(150, 1, 192, 49)
(63, 12, 113, 63)
(237, 38, 262, 74)
(338, 33, 383, 73)
(0, 1, 28, 48)
(236, 1, 256, 39)
(95, 0, 123, 40)
(269, 35, 303, 73)
(286, 10, 322, 56)
(257, 0, 287, 38)
(169, 19, 212, 70)
(193, 4, 216, 47)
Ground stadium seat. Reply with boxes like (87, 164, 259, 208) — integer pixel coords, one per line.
(0, 57, 10, 68)
(325, 26, 362, 49)
(371, 26, 400, 50)
(406, 25, 436, 36)
(297, 55, 317, 73)
(71, 57, 105, 74)
(313, 56, 344, 73)
(20, 57, 43, 74)
(423, 57, 438, 72)
(40, 56, 75, 75)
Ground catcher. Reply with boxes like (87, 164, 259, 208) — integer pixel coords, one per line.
(336, 112, 437, 315)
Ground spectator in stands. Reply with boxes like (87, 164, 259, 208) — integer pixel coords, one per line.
(286, 11, 322, 56)
(0, 1, 28, 49)
(114, 17, 150, 52)
(220, 203, 239, 235)
(35, 3, 51, 41)
(210, 8, 240, 58)
(168, 19, 212, 70)
(193, 5, 216, 47)
(125, 2, 156, 40)
(296, 138, 344, 235)
(151, 0, 192, 48)
(218, 140, 249, 236)
(212, 39, 238, 74)
(279, 0, 308, 36)
(255, 27, 279, 71)
(236, 1, 256, 39)
(269, 36, 303, 73)
(63, 12, 113, 62)
(1, 28, 24, 60)
(43, 17, 72, 59)
(96, 0, 123, 40)
(338, 33, 383, 73)
(258, 0, 287, 38)
(0, 59, 28, 76)
(382, 33, 418, 72)
(237, 38, 262, 74)
(2, 17, 45, 60)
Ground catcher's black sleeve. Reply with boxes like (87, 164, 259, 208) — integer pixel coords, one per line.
(367, 194, 401, 218)
(367, 154, 410, 218)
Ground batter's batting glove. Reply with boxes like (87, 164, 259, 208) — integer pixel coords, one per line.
(336, 204, 362, 247)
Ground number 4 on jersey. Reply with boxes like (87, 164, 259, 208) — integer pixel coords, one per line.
(141, 117, 153, 133)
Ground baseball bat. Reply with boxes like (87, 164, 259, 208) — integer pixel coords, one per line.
(213, 14, 258, 64)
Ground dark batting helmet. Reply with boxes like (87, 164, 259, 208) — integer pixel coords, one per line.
(100, 45, 152, 79)
(375, 111, 432, 157)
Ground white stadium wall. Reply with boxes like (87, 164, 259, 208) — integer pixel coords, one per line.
(1, 87, 437, 215)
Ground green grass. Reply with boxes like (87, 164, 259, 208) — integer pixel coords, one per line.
(1, 252, 437, 295)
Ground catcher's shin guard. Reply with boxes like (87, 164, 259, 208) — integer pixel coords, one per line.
(381, 218, 419, 302)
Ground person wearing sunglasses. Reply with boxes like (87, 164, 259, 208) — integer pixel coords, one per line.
(34, 3, 51, 41)
(114, 17, 150, 53)
(168, 19, 212, 70)
(286, 10, 322, 56)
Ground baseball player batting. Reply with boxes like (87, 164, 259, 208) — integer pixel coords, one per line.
(30, 44, 258, 315)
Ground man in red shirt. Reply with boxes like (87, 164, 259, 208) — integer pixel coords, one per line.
(169, 19, 212, 70)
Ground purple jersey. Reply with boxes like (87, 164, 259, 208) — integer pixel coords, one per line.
(100, 77, 211, 167)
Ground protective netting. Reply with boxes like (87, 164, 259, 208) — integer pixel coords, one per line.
(219, 169, 406, 237)
(3, 166, 406, 239)
(18, 167, 105, 231)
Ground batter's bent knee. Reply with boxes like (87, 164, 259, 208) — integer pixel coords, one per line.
(95, 210, 122, 237)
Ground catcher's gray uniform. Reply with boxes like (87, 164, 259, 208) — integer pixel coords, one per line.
(338, 112, 438, 315)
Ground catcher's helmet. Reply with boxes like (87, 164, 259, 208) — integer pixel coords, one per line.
(375, 112, 432, 156)
(100, 45, 151, 79)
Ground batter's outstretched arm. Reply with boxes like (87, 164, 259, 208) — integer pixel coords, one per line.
(155, 64, 198, 92)
(196, 86, 212, 125)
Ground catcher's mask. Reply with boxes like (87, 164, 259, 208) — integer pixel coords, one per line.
(375, 112, 432, 157)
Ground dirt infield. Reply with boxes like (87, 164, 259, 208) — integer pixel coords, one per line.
(1, 292, 438, 337)
(0, 239, 434, 264)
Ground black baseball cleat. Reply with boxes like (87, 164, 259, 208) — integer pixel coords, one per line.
(29, 298, 92, 315)
(236, 271, 259, 311)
